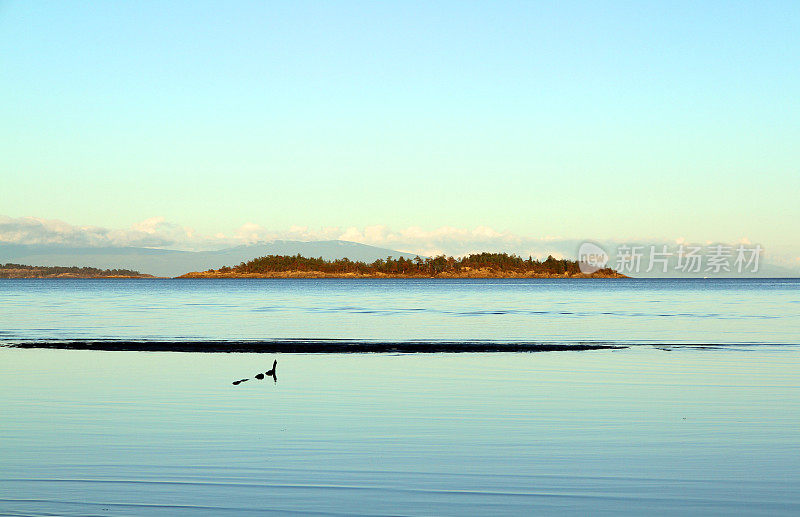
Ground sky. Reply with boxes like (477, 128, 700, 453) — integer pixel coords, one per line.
(1, 1, 799, 264)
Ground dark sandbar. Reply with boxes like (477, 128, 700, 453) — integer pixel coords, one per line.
(4, 340, 625, 353)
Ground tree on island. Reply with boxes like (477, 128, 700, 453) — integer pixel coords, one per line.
(208, 252, 620, 277)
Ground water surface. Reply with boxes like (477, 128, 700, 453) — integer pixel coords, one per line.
(2, 278, 799, 515)
(2, 347, 799, 516)
(1, 278, 798, 345)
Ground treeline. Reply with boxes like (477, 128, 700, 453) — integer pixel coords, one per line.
(0, 263, 149, 278)
(216, 252, 618, 277)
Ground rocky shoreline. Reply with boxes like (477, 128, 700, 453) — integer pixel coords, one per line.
(178, 269, 627, 279)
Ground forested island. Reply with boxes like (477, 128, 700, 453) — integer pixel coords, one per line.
(180, 253, 626, 278)
(0, 264, 154, 279)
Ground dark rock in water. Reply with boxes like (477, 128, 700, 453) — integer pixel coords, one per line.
(9, 341, 626, 353)
(255, 373, 265, 380)
(232, 380, 241, 385)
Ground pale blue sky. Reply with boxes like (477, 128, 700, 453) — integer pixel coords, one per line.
(1, 1, 798, 256)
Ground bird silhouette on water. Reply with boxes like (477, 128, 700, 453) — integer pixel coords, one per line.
(232, 359, 277, 385)
(260, 360, 277, 382)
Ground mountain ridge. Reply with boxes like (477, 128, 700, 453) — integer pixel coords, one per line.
(0, 240, 421, 277)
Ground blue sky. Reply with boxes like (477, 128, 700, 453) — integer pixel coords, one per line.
(1, 1, 798, 262)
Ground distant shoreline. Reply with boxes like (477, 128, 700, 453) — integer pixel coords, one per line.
(0, 271, 627, 279)
(0, 264, 154, 279)
(0, 275, 159, 279)
(2, 253, 630, 279)
(178, 270, 627, 279)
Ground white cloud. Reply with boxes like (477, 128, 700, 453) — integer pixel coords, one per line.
(335, 224, 529, 256)
(0, 215, 581, 257)
(0, 215, 218, 250)
(233, 223, 341, 244)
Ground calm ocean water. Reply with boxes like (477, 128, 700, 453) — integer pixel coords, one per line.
(1, 278, 799, 345)
(1, 279, 799, 515)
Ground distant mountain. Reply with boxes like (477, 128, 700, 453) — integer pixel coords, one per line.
(0, 241, 421, 277)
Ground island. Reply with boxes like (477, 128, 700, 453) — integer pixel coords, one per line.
(0, 264, 154, 279)
(179, 253, 626, 278)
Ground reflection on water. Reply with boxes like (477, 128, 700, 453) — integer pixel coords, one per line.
(1, 346, 799, 516)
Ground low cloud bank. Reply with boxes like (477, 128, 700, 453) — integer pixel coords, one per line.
(1, 215, 796, 272)
(0, 216, 570, 257)
(0, 216, 209, 249)
(0, 216, 586, 260)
